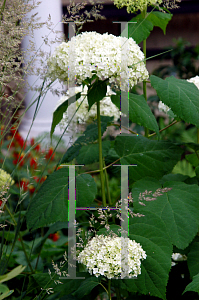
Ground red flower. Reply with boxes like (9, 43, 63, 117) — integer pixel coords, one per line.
(33, 176, 46, 184)
(20, 178, 29, 191)
(30, 157, 38, 169)
(48, 233, 60, 242)
(45, 147, 55, 161)
(13, 152, 25, 167)
(28, 185, 35, 194)
(30, 138, 40, 152)
(30, 138, 35, 146)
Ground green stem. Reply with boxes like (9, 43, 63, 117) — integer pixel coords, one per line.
(115, 287, 121, 300)
(108, 279, 112, 300)
(142, 7, 148, 138)
(97, 101, 106, 207)
(197, 128, 199, 144)
(5, 204, 34, 273)
(103, 159, 112, 206)
(148, 120, 179, 137)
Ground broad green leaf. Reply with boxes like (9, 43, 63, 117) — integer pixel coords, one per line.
(123, 14, 153, 44)
(172, 160, 196, 177)
(129, 93, 159, 135)
(187, 236, 199, 278)
(0, 285, 9, 294)
(76, 141, 111, 165)
(127, 211, 172, 300)
(195, 166, 199, 181)
(160, 173, 189, 184)
(125, 12, 172, 44)
(131, 178, 199, 249)
(33, 221, 68, 254)
(50, 92, 81, 137)
(111, 92, 159, 135)
(61, 116, 113, 163)
(183, 273, 199, 294)
(76, 174, 97, 207)
(87, 80, 107, 110)
(114, 135, 183, 182)
(0, 265, 26, 284)
(0, 284, 14, 300)
(26, 169, 97, 230)
(186, 153, 199, 167)
(147, 11, 172, 34)
(73, 277, 100, 299)
(150, 75, 199, 128)
(32, 273, 84, 297)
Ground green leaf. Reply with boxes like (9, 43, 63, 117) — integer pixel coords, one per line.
(147, 11, 172, 34)
(0, 285, 9, 295)
(114, 135, 183, 182)
(87, 80, 107, 110)
(150, 75, 199, 128)
(26, 169, 97, 230)
(76, 174, 97, 207)
(131, 178, 199, 249)
(73, 277, 100, 299)
(111, 92, 159, 135)
(127, 211, 172, 300)
(172, 160, 196, 178)
(124, 14, 153, 44)
(0, 265, 26, 283)
(129, 93, 159, 135)
(61, 116, 113, 163)
(186, 153, 199, 167)
(50, 92, 81, 138)
(76, 141, 111, 165)
(33, 221, 68, 254)
(187, 236, 199, 278)
(0, 284, 14, 300)
(183, 273, 199, 294)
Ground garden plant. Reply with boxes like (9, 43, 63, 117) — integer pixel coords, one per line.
(1, 0, 199, 299)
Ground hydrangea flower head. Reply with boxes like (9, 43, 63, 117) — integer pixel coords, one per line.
(158, 100, 171, 114)
(187, 75, 199, 89)
(113, 0, 163, 13)
(47, 31, 148, 91)
(56, 85, 122, 129)
(77, 234, 147, 279)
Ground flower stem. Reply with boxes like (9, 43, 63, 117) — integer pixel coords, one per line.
(141, 7, 148, 138)
(97, 101, 106, 207)
(115, 287, 121, 300)
(108, 279, 112, 300)
(5, 204, 34, 273)
(197, 128, 199, 144)
(103, 159, 112, 206)
(148, 120, 179, 137)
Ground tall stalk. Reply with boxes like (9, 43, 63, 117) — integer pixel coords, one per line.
(97, 101, 106, 207)
(142, 7, 148, 138)
(108, 279, 112, 300)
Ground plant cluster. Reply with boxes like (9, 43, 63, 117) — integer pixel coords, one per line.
(1, 0, 199, 300)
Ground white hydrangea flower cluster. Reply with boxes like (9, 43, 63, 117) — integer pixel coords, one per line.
(47, 31, 149, 91)
(56, 85, 123, 129)
(187, 75, 199, 89)
(77, 234, 147, 279)
(113, 0, 162, 13)
(158, 101, 171, 114)
(158, 75, 199, 114)
(171, 253, 187, 267)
